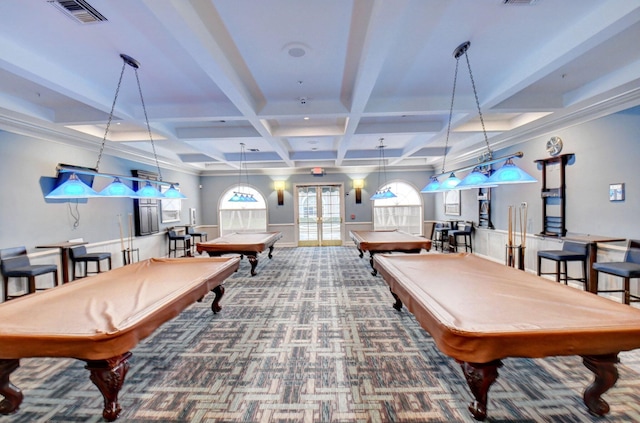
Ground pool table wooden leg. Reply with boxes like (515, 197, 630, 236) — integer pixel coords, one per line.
(211, 284, 225, 313)
(84, 352, 132, 422)
(248, 254, 258, 276)
(369, 252, 377, 276)
(582, 353, 619, 416)
(268, 245, 275, 259)
(458, 359, 502, 421)
(0, 359, 23, 415)
(390, 289, 403, 311)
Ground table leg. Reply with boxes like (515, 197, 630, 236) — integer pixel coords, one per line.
(582, 353, 619, 416)
(84, 352, 132, 422)
(458, 359, 503, 421)
(60, 247, 71, 284)
(248, 254, 259, 276)
(586, 242, 598, 293)
(390, 289, 403, 311)
(369, 252, 377, 276)
(268, 245, 275, 259)
(211, 285, 225, 314)
(0, 359, 23, 415)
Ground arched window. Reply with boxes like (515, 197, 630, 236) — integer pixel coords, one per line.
(372, 181, 423, 235)
(219, 185, 267, 235)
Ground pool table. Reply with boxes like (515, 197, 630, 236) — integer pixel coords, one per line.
(373, 252, 640, 421)
(349, 230, 432, 275)
(196, 231, 282, 276)
(0, 256, 240, 421)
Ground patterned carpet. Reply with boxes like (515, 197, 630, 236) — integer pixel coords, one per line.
(3, 246, 640, 423)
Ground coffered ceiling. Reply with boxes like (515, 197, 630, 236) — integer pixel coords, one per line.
(1, 0, 639, 175)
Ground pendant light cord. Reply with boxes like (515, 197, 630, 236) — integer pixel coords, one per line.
(95, 55, 163, 182)
(95, 60, 126, 172)
(464, 50, 492, 160)
(441, 56, 459, 175)
(134, 68, 163, 182)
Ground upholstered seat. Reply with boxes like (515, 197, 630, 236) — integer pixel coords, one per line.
(432, 222, 450, 252)
(1, 246, 58, 301)
(449, 222, 473, 253)
(537, 241, 588, 287)
(168, 230, 192, 257)
(187, 227, 207, 254)
(593, 240, 640, 304)
(69, 246, 112, 280)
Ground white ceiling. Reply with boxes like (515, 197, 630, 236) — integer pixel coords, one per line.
(1, 0, 640, 176)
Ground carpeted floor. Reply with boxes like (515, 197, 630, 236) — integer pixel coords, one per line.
(2, 246, 640, 422)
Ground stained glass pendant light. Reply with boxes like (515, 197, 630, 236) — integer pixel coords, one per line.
(370, 138, 397, 200)
(229, 143, 257, 202)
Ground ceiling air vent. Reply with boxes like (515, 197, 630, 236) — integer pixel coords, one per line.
(503, 0, 538, 4)
(48, 0, 107, 24)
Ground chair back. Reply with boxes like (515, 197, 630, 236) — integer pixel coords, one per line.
(462, 223, 473, 234)
(0, 246, 30, 275)
(625, 239, 640, 264)
(187, 227, 195, 235)
(168, 230, 177, 238)
(562, 241, 587, 256)
(70, 245, 87, 260)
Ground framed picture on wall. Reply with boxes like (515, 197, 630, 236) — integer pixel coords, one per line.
(160, 186, 181, 223)
(609, 183, 625, 202)
(444, 190, 461, 216)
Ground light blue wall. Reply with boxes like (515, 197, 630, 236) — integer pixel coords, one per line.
(199, 169, 437, 226)
(1, 105, 638, 253)
(0, 131, 200, 251)
(432, 106, 640, 240)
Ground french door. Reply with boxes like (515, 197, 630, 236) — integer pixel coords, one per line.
(296, 184, 343, 246)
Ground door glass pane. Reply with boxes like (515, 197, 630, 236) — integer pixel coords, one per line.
(321, 186, 341, 241)
(298, 186, 318, 242)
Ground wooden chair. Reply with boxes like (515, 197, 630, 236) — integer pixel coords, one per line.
(167, 230, 192, 257)
(1, 246, 58, 301)
(69, 245, 112, 280)
(593, 239, 640, 304)
(537, 241, 588, 288)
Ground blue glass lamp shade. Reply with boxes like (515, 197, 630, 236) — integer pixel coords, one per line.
(136, 181, 165, 199)
(486, 159, 537, 185)
(420, 176, 440, 193)
(438, 173, 461, 191)
(229, 191, 257, 202)
(456, 167, 497, 189)
(370, 187, 396, 200)
(99, 177, 136, 197)
(163, 184, 187, 199)
(45, 173, 100, 199)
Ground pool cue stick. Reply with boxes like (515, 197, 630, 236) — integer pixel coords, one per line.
(128, 213, 133, 255)
(118, 214, 125, 252)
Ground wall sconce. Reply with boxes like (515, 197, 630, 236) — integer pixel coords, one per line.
(353, 179, 364, 204)
(274, 180, 285, 206)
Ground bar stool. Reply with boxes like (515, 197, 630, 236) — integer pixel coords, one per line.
(593, 239, 640, 304)
(1, 246, 58, 301)
(433, 222, 450, 252)
(187, 227, 207, 254)
(537, 241, 588, 288)
(449, 222, 473, 253)
(168, 230, 192, 257)
(69, 245, 112, 280)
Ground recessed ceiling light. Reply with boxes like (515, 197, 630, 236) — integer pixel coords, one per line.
(304, 116, 310, 120)
(288, 47, 306, 57)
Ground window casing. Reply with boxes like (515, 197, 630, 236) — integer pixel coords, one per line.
(372, 181, 423, 235)
(219, 185, 267, 235)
